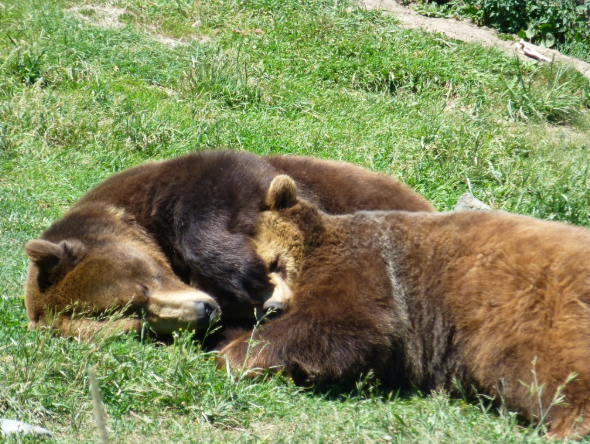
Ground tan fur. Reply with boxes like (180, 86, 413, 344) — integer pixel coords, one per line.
(219, 176, 590, 440)
(252, 211, 305, 291)
(24, 205, 218, 337)
(264, 273, 293, 310)
(50, 316, 143, 342)
(264, 175, 298, 211)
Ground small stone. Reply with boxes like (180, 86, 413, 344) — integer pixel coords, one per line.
(0, 418, 53, 438)
(454, 193, 492, 212)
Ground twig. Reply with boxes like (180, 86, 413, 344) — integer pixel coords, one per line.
(516, 40, 550, 62)
(88, 367, 109, 444)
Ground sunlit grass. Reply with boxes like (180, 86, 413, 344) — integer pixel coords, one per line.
(1, 0, 589, 441)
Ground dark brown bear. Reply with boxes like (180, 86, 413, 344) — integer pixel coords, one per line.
(219, 175, 590, 439)
(24, 151, 433, 337)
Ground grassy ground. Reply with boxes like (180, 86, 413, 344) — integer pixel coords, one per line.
(1, 0, 590, 442)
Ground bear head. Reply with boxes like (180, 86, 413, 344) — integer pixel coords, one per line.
(24, 204, 220, 336)
(252, 175, 327, 313)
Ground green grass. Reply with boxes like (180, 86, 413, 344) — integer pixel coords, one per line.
(1, 0, 590, 442)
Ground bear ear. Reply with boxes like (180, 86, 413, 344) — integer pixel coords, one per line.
(25, 239, 85, 264)
(24, 239, 86, 291)
(265, 175, 298, 210)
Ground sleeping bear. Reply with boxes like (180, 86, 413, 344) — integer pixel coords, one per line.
(24, 151, 433, 337)
(219, 175, 590, 439)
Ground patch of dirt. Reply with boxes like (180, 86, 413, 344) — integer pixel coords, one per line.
(195, 35, 212, 44)
(151, 33, 186, 47)
(67, 5, 210, 48)
(68, 5, 128, 29)
(543, 122, 590, 148)
(360, 0, 590, 79)
(150, 34, 211, 47)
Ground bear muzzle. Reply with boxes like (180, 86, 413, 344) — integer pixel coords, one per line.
(145, 289, 220, 334)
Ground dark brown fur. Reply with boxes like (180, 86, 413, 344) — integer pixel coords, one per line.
(24, 151, 433, 336)
(220, 176, 590, 439)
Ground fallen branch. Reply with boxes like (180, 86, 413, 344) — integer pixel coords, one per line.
(516, 40, 551, 62)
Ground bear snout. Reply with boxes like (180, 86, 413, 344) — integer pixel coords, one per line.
(145, 289, 221, 334)
(193, 300, 219, 325)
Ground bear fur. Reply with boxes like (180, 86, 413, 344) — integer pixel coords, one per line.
(219, 175, 590, 439)
(24, 151, 433, 337)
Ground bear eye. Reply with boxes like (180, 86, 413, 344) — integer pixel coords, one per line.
(268, 256, 280, 273)
(140, 284, 150, 298)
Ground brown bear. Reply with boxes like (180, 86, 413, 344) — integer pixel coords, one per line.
(24, 151, 433, 337)
(219, 175, 590, 439)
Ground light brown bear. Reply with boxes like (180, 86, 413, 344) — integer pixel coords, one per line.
(24, 151, 433, 338)
(219, 175, 590, 439)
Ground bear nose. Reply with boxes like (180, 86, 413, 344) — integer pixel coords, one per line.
(259, 300, 283, 322)
(194, 301, 219, 325)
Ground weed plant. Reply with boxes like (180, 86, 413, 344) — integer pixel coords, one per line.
(413, 0, 590, 61)
(1, 0, 590, 442)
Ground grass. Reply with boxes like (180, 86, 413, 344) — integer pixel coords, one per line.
(1, 0, 590, 442)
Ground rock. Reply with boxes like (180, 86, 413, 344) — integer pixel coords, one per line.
(454, 193, 492, 211)
(0, 418, 53, 438)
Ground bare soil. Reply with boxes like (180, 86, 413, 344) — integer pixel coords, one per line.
(66, 6, 204, 47)
(360, 0, 590, 78)
(67, 6, 128, 29)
